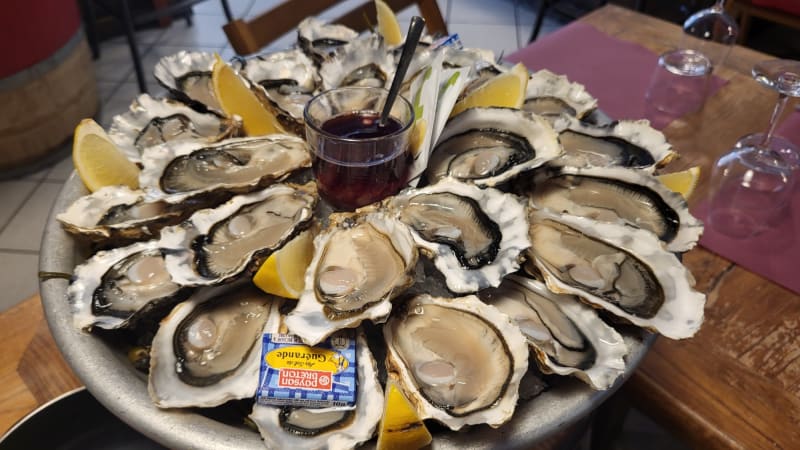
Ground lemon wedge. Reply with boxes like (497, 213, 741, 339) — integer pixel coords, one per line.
(375, 0, 403, 46)
(450, 62, 529, 117)
(72, 118, 140, 192)
(657, 166, 701, 200)
(211, 54, 283, 136)
(253, 229, 315, 299)
(409, 118, 427, 157)
(376, 380, 432, 450)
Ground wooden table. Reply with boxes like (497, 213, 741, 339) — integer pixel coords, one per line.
(581, 5, 800, 450)
(3, 4, 799, 448)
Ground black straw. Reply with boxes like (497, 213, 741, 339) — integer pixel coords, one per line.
(379, 16, 426, 127)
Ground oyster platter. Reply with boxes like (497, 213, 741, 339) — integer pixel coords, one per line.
(41, 9, 706, 450)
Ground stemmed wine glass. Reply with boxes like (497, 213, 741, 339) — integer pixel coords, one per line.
(681, 0, 739, 72)
(707, 59, 800, 238)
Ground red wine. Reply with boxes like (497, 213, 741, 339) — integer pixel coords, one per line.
(312, 111, 411, 210)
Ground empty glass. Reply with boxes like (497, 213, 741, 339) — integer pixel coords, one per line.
(680, 0, 739, 73)
(707, 59, 800, 238)
(645, 49, 712, 119)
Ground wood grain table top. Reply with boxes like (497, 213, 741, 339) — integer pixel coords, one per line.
(2, 4, 798, 449)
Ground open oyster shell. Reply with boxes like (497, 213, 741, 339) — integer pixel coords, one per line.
(319, 36, 396, 90)
(154, 50, 222, 114)
(550, 114, 676, 171)
(480, 275, 628, 390)
(285, 211, 418, 345)
(68, 239, 194, 331)
(108, 94, 241, 163)
(385, 178, 531, 293)
(297, 17, 359, 64)
(523, 69, 598, 119)
(427, 107, 563, 187)
(384, 294, 529, 430)
(526, 165, 703, 252)
(160, 182, 318, 286)
(527, 209, 705, 339)
(250, 327, 383, 450)
(139, 135, 311, 203)
(148, 283, 278, 408)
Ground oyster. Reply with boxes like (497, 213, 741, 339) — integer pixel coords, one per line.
(551, 115, 676, 171)
(108, 94, 240, 163)
(69, 239, 193, 330)
(386, 178, 530, 293)
(148, 283, 276, 408)
(139, 135, 311, 203)
(523, 69, 597, 119)
(527, 209, 705, 339)
(297, 17, 359, 64)
(234, 50, 318, 136)
(250, 330, 383, 450)
(161, 182, 318, 286)
(527, 165, 703, 252)
(153, 51, 221, 113)
(319, 36, 396, 90)
(56, 186, 198, 244)
(479, 275, 628, 390)
(384, 294, 529, 430)
(285, 211, 418, 345)
(426, 107, 562, 186)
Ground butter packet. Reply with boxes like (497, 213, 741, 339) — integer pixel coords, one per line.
(256, 331, 357, 408)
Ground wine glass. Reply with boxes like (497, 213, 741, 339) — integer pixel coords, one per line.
(681, 0, 739, 73)
(706, 59, 800, 238)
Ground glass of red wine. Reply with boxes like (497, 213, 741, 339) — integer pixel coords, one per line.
(304, 86, 414, 211)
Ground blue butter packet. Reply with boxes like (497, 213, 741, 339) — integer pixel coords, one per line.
(256, 331, 357, 408)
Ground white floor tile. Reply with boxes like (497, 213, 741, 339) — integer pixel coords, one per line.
(126, 45, 223, 88)
(97, 81, 121, 106)
(0, 183, 62, 252)
(449, 23, 521, 57)
(0, 252, 40, 312)
(194, 0, 254, 18)
(93, 42, 151, 83)
(448, 0, 518, 25)
(102, 26, 166, 47)
(0, 181, 39, 230)
(246, 0, 283, 19)
(159, 14, 232, 48)
(45, 156, 75, 183)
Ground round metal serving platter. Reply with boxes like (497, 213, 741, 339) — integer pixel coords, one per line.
(40, 172, 654, 449)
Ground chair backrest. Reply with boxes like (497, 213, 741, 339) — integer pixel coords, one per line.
(223, 0, 448, 55)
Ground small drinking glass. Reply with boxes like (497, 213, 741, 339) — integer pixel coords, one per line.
(681, 0, 739, 73)
(645, 49, 712, 120)
(707, 59, 800, 238)
(304, 86, 414, 211)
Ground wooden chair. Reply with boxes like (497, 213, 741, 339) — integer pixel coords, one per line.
(729, 0, 800, 44)
(223, 0, 448, 56)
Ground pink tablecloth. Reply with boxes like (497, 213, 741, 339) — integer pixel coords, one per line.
(506, 21, 726, 128)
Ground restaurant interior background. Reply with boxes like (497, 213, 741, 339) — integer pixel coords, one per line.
(1, 0, 798, 448)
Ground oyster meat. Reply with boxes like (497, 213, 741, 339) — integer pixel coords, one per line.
(551, 115, 676, 171)
(139, 135, 311, 203)
(480, 275, 628, 390)
(297, 17, 359, 64)
(108, 94, 240, 163)
(427, 107, 562, 186)
(69, 240, 193, 330)
(527, 165, 703, 252)
(384, 294, 529, 430)
(148, 283, 276, 408)
(285, 211, 418, 345)
(319, 36, 396, 90)
(386, 178, 530, 293)
(153, 51, 221, 113)
(523, 69, 597, 119)
(161, 182, 318, 285)
(527, 209, 705, 339)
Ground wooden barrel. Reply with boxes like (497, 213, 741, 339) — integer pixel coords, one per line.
(0, 31, 99, 173)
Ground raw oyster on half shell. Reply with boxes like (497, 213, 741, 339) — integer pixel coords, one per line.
(319, 36, 396, 90)
(551, 115, 675, 171)
(154, 50, 221, 113)
(139, 135, 311, 203)
(69, 239, 193, 330)
(108, 94, 240, 163)
(161, 182, 318, 286)
(384, 294, 529, 430)
(148, 283, 276, 408)
(480, 275, 628, 390)
(526, 165, 703, 252)
(527, 209, 705, 339)
(426, 107, 562, 186)
(523, 69, 597, 119)
(385, 178, 530, 293)
(297, 17, 359, 64)
(285, 211, 418, 345)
